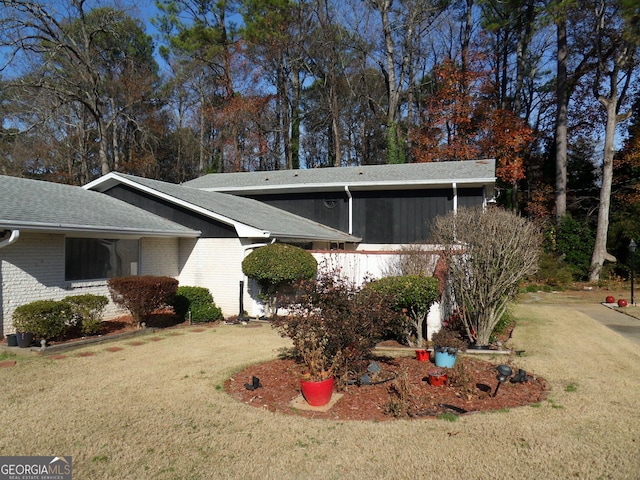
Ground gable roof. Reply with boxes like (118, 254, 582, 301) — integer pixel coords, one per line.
(85, 173, 361, 243)
(0, 175, 200, 237)
(182, 159, 496, 194)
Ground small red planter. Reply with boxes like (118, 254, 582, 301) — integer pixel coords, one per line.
(428, 372, 448, 387)
(300, 376, 334, 406)
(415, 350, 430, 362)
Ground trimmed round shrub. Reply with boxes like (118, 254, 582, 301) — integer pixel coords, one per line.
(173, 286, 223, 323)
(189, 303, 223, 323)
(12, 299, 74, 340)
(108, 276, 178, 326)
(242, 243, 317, 316)
(242, 243, 317, 289)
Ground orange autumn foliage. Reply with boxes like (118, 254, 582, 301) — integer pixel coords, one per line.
(412, 59, 532, 184)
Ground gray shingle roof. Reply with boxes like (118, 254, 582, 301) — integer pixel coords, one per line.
(0, 175, 200, 237)
(182, 159, 496, 193)
(89, 173, 360, 243)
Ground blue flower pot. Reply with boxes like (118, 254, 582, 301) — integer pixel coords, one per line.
(434, 349, 457, 368)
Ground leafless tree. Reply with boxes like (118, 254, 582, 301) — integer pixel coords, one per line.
(430, 206, 541, 346)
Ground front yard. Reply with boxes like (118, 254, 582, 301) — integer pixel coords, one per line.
(0, 300, 639, 479)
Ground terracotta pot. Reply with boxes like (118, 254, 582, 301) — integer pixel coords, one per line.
(300, 376, 334, 406)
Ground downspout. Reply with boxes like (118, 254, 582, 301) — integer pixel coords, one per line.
(0, 230, 19, 249)
(344, 186, 353, 234)
(452, 183, 458, 213)
(240, 239, 276, 318)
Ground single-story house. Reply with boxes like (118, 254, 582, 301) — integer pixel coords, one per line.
(1, 159, 496, 336)
(0, 175, 199, 335)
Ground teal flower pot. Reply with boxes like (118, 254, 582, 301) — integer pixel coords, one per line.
(434, 349, 457, 368)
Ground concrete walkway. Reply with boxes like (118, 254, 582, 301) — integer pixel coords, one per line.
(573, 303, 640, 344)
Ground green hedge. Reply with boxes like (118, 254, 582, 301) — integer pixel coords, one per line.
(64, 294, 109, 335)
(12, 294, 109, 340)
(13, 299, 73, 340)
(242, 243, 317, 288)
(173, 286, 223, 323)
(364, 275, 440, 347)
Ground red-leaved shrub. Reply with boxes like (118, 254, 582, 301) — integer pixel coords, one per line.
(108, 276, 178, 327)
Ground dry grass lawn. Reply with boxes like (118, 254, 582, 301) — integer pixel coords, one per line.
(1, 297, 639, 479)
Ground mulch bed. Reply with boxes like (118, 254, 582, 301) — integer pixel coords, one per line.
(225, 355, 548, 421)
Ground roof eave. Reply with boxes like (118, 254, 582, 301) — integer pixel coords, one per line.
(268, 232, 361, 243)
(87, 173, 270, 238)
(196, 177, 497, 195)
(0, 221, 201, 238)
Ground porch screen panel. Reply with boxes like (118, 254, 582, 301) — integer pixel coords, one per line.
(353, 189, 453, 244)
(457, 187, 485, 209)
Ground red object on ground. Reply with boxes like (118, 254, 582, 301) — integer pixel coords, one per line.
(415, 350, 430, 362)
(606, 296, 616, 303)
(428, 373, 448, 387)
(300, 376, 334, 406)
(618, 299, 628, 307)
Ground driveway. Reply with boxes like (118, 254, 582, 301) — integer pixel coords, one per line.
(573, 303, 640, 344)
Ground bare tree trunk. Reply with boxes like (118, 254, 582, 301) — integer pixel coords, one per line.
(290, 70, 301, 170)
(588, 0, 635, 281)
(589, 100, 616, 281)
(555, 16, 568, 221)
(198, 84, 207, 174)
(278, 62, 292, 170)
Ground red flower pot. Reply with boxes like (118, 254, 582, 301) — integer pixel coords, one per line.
(415, 350, 430, 362)
(606, 296, 615, 304)
(618, 299, 628, 307)
(300, 376, 334, 406)
(428, 372, 447, 387)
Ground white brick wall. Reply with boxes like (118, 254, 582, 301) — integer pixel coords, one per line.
(0, 233, 184, 335)
(140, 237, 180, 277)
(178, 237, 247, 317)
(0, 232, 122, 334)
(1, 232, 445, 335)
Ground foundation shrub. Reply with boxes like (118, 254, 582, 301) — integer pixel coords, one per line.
(12, 299, 74, 340)
(242, 243, 317, 317)
(173, 286, 223, 323)
(363, 275, 440, 347)
(63, 294, 108, 335)
(108, 276, 178, 327)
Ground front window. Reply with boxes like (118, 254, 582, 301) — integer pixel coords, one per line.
(65, 238, 139, 281)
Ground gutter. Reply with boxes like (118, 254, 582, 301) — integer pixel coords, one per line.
(0, 229, 20, 249)
(0, 223, 199, 238)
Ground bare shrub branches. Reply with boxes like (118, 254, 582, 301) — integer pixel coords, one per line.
(431, 206, 541, 346)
